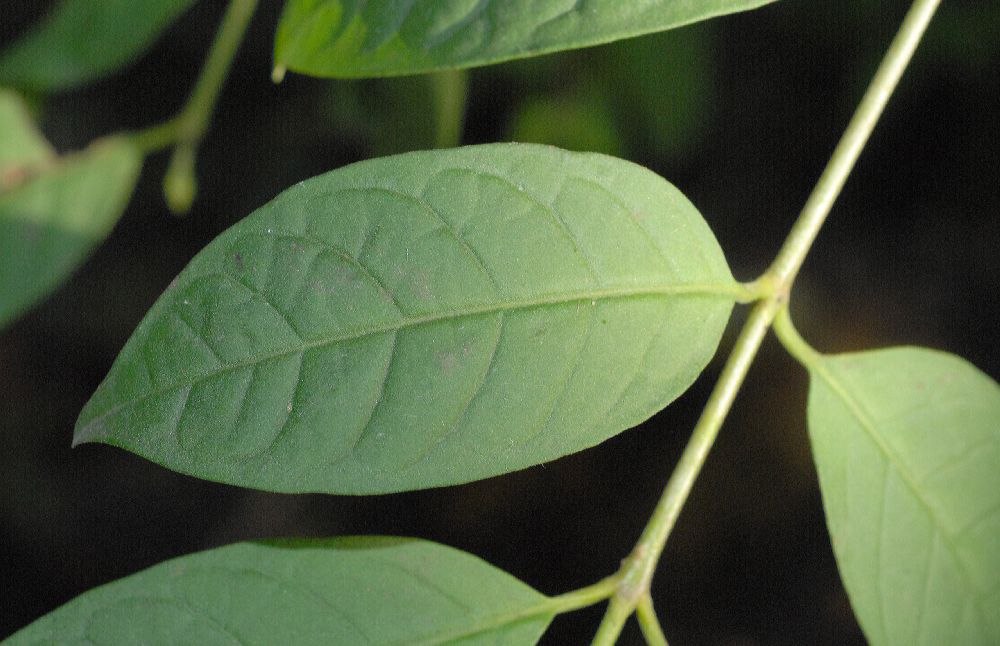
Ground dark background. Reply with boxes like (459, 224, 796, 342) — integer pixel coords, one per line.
(2, 1, 997, 643)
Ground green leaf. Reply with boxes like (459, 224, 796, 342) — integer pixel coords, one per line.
(0, 0, 198, 91)
(807, 348, 1000, 645)
(0, 91, 142, 329)
(75, 143, 737, 494)
(273, 0, 778, 79)
(6, 537, 554, 645)
(0, 89, 53, 172)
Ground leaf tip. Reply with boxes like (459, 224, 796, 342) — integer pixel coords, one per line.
(71, 416, 105, 448)
(271, 65, 287, 84)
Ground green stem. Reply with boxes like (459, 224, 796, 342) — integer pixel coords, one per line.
(635, 594, 668, 646)
(766, 0, 941, 285)
(131, 0, 257, 155)
(129, 116, 182, 154)
(431, 69, 469, 149)
(174, 0, 258, 145)
(546, 575, 622, 614)
(125, 0, 258, 211)
(590, 0, 941, 642)
(165, 0, 257, 212)
(592, 297, 782, 645)
(772, 306, 822, 369)
(591, 594, 635, 645)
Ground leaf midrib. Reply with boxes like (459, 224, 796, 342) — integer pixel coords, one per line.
(77, 282, 738, 437)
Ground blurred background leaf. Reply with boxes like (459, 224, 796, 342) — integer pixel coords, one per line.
(0, 90, 141, 329)
(0, 0, 198, 92)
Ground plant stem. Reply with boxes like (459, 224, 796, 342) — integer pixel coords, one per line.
(166, 0, 258, 212)
(129, 116, 183, 154)
(126, 0, 258, 211)
(591, 593, 635, 645)
(175, 0, 258, 145)
(767, 0, 941, 285)
(591, 298, 781, 646)
(431, 69, 469, 148)
(591, 0, 941, 642)
(772, 306, 821, 369)
(635, 594, 669, 646)
(132, 0, 258, 155)
(546, 574, 623, 614)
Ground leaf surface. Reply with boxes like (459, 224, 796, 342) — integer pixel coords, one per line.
(7, 537, 553, 645)
(808, 348, 1000, 645)
(76, 143, 736, 493)
(273, 0, 777, 79)
(0, 91, 141, 329)
(0, 0, 198, 91)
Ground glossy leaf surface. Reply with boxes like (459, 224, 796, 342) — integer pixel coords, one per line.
(0, 0, 197, 91)
(0, 91, 141, 329)
(76, 144, 736, 493)
(808, 348, 1000, 645)
(274, 0, 777, 79)
(7, 537, 553, 644)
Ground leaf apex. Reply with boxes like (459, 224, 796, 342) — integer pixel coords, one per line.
(71, 416, 104, 448)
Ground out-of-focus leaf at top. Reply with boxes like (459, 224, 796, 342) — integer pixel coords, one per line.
(0, 0, 198, 91)
(273, 0, 778, 79)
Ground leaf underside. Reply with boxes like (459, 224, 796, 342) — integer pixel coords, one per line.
(7, 537, 553, 645)
(274, 0, 778, 78)
(76, 143, 736, 494)
(0, 0, 198, 91)
(808, 347, 1000, 646)
(0, 90, 141, 329)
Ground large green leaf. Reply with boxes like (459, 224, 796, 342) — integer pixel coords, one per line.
(273, 0, 778, 79)
(0, 0, 198, 91)
(6, 537, 554, 644)
(75, 143, 737, 494)
(808, 348, 1000, 645)
(0, 91, 142, 329)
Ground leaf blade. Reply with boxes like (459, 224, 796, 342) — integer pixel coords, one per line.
(6, 537, 554, 645)
(76, 143, 736, 493)
(274, 0, 778, 79)
(808, 347, 1000, 645)
(0, 0, 198, 91)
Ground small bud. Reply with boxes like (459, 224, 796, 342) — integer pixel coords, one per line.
(164, 146, 197, 215)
